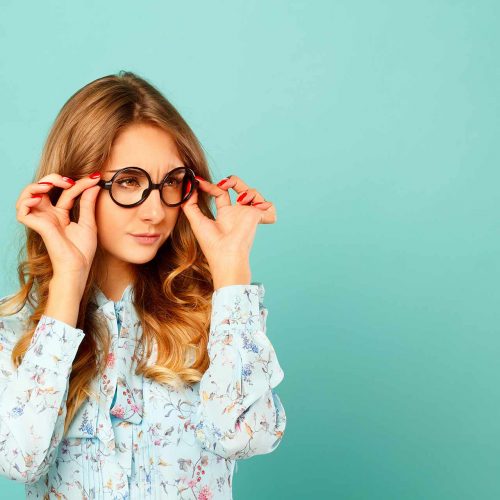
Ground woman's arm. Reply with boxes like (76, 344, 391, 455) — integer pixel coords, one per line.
(0, 285, 85, 483)
(192, 282, 286, 460)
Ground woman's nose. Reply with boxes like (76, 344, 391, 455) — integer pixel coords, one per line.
(138, 188, 166, 221)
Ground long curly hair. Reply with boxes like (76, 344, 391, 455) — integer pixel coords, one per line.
(0, 71, 217, 434)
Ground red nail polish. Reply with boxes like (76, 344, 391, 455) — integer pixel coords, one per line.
(31, 194, 43, 198)
(217, 179, 229, 187)
(237, 191, 247, 202)
(62, 177, 75, 185)
(37, 182, 53, 186)
(89, 171, 101, 179)
(253, 202, 264, 205)
(194, 175, 205, 182)
(184, 180, 192, 195)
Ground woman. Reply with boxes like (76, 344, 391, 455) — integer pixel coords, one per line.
(0, 71, 286, 499)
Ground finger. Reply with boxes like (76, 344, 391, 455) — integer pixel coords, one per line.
(244, 196, 277, 224)
(17, 195, 43, 219)
(77, 184, 101, 228)
(55, 172, 102, 211)
(16, 196, 55, 236)
(235, 188, 266, 206)
(254, 201, 277, 224)
(195, 175, 232, 211)
(251, 200, 273, 210)
(216, 175, 252, 199)
(180, 182, 207, 230)
(31, 174, 76, 196)
(15, 175, 75, 211)
(217, 174, 269, 206)
(16, 184, 52, 212)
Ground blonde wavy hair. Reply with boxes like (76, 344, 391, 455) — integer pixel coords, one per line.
(0, 71, 217, 434)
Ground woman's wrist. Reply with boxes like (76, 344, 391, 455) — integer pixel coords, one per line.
(211, 257, 251, 291)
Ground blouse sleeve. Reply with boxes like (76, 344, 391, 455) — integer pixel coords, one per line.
(192, 282, 286, 460)
(0, 294, 85, 483)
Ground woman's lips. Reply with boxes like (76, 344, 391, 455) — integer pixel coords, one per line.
(130, 234, 161, 244)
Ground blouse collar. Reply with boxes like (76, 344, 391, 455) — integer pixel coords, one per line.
(91, 282, 134, 309)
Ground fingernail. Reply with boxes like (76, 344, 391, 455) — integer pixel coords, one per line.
(31, 194, 43, 198)
(184, 180, 192, 196)
(37, 182, 53, 186)
(194, 175, 205, 182)
(253, 202, 264, 205)
(217, 178, 229, 187)
(89, 171, 101, 179)
(237, 191, 248, 203)
(62, 177, 75, 185)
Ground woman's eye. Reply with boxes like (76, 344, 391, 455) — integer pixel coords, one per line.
(164, 178, 180, 186)
(116, 177, 140, 187)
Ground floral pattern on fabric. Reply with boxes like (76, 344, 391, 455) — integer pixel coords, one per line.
(0, 282, 286, 498)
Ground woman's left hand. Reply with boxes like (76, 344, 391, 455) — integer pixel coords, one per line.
(180, 174, 276, 287)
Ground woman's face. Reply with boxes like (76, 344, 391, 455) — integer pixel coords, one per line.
(95, 122, 183, 279)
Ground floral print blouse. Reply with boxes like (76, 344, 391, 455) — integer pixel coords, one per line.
(0, 282, 286, 499)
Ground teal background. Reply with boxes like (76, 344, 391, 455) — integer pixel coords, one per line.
(1, 0, 499, 498)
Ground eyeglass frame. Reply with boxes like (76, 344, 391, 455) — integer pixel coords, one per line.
(96, 166, 199, 208)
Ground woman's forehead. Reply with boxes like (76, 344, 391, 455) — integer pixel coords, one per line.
(104, 123, 183, 174)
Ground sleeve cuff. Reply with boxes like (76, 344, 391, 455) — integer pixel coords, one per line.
(24, 315, 85, 374)
(211, 283, 265, 330)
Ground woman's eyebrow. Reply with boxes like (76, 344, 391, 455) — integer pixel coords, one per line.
(107, 165, 185, 173)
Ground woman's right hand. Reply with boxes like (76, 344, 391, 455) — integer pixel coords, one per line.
(15, 172, 103, 279)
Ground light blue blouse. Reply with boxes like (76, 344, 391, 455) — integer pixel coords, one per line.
(0, 282, 286, 499)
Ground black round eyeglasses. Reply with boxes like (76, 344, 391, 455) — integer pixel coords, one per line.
(96, 166, 199, 208)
